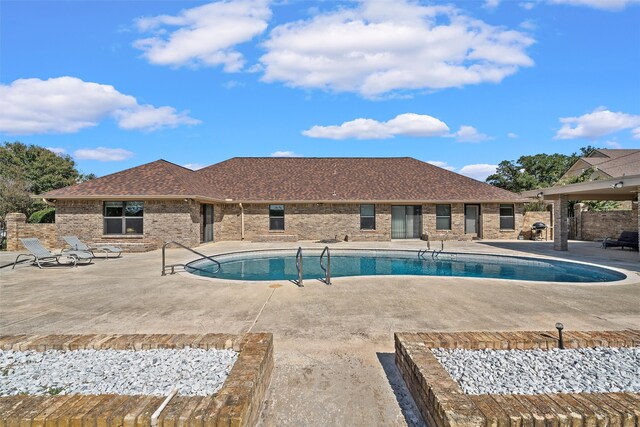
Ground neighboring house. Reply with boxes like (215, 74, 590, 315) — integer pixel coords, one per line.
(40, 157, 528, 251)
(561, 149, 640, 181)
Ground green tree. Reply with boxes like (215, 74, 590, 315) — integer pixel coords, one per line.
(486, 146, 598, 193)
(0, 142, 92, 221)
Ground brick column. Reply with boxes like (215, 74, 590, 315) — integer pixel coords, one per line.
(5, 212, 27, 251)
(553, 195, 568, 251)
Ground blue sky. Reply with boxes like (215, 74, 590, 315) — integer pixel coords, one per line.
(1, 0, 639, 180)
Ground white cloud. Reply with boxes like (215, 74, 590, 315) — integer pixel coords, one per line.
(46, 147, 66, 155)
(507, 132, 519, 138)
(114, 105, 200, 131)
(134, 0, 271, 71)
(0, 77, 200, 135)
(520, 2, 537, 9)
(183, 163, 206, 170)
(426, 160, 456, 171)
(604, 140, 622, 149)
(520, 20, 536, 31)
(270, 151, 302, 157)
(459, 164, 498, 181)
(633, 128, 640, 139)
(74, 147, 134, 162)
(260, 0, 534, 98)
(554, 107, 640, 140)
(547, 0, 639, 10)
(484, 0, 501, 7)
(302, 113, 449, 140)
(452, 125, 491, 143)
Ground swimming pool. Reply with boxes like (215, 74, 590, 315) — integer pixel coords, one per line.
(185, 249, 626, 283)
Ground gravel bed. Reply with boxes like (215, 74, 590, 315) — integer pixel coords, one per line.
(432, 347, 640, 395)
(0, 348, 237, 396)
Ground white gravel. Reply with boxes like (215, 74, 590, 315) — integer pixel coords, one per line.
(432, 347, 640, 395)
(0, 348, 237, 396)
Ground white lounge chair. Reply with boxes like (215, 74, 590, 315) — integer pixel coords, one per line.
(13, 238, 93, 269)
(63, 236, 123, 259)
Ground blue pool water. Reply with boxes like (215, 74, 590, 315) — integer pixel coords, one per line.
(185, 250, 626, 283)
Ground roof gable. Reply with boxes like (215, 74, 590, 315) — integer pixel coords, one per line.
(42, 159, 202, 198)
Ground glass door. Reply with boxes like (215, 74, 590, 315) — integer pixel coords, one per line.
(464, 205, 479, 235)
(391, 205, 422, 239)
(202, 204, 214, 243)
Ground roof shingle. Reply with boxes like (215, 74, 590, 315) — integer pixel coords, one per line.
(42, 157, 525, 202)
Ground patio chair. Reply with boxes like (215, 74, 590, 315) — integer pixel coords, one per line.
(13, 238, 93, 269)
(63, 236, 123, 259)
(602, 231, 639, 251)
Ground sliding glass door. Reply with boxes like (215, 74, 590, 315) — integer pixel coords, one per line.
(391, 205, 422, 239)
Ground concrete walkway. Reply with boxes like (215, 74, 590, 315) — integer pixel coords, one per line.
(1, 240, 639, 426)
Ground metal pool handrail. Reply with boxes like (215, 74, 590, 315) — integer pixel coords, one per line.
(161, 241, 221, 276)
(320, 246, 331, 285)
(295, 246, 304, 287)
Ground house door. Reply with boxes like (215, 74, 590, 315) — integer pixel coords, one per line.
(464, 205, 480, 235)
(391, 205, 422, 239)
(202, 204, 214, 243)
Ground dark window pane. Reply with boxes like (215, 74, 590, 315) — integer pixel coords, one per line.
(360, 204, 374, 217)
(104, 218, 123, 234)
(269, 205, 284, 217)
(125, 218, 143, 234)
(436, 217, 451, 230)
(270, 217, 284, 231)
(104, 202, 123, 217)
(361, 217, 375, 230)
(125, 202, 144, 217)
(436, 204, 450, 217)
(500, 217, 515, 230)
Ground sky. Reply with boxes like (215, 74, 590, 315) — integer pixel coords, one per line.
(1, 0, 639, 181)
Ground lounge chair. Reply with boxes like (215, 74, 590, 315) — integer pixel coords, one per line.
(13, 238, 93, 269)
(602, 231, 639, 250)
(63, 236, 122, 259)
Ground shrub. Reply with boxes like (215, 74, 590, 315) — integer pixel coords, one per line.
(28, 207, 55, 223)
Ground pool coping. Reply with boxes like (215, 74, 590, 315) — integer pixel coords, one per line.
(0, 333, 273, 426)
(182, 247, 634, 285)
(395, 330, 640, 427)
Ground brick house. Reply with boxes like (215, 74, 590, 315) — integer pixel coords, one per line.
(40, 157, 529, 251)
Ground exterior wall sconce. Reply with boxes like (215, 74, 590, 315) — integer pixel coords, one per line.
(611, 181, 624, 189)
(536, 192, 544, 200)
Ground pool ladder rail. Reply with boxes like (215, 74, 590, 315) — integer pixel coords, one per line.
(294, 246, 332, 286)
(320, 246, 331, 285)
(161, 241, 221, 276)
(418, 233, 448, 259)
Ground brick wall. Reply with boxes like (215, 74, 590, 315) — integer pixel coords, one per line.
(5, 213, 58, 251)
(578, 207, 638, 241)
(56, 199, 200, 252)
(522, 211, 552, 240)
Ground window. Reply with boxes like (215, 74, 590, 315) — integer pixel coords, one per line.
(269, 205, 284, 231)
(436, 204, 451, 230)
(103, 201, 143, 235)
(360, 204, 375, 230)
(499, 204, 515, 230)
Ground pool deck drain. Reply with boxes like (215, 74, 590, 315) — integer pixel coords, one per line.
(0, 333, 273, 427)
(396, 330, 640, 427)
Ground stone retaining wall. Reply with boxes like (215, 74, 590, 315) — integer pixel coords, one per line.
(4, 213, 57, 251)
(396, 330, 640, 427)
(577, 208, 638, 241)
(0, 333, 273, 427)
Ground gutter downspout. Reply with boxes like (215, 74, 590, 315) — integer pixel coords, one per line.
(239, 203, 245, 240)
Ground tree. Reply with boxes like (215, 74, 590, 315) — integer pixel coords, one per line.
(0, 142, 92, 221)
(486, 146, 599, 193)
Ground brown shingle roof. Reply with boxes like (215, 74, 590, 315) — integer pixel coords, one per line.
(195, 157, 523, 202)
(42, 159, 201, 198)
(581, 149, 640, 178)
(42, 157, 525, 202)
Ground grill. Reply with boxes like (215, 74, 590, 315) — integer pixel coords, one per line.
(531, 222, 547, 241)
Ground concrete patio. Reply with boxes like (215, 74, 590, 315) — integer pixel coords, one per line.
(1, 240, 639, 426)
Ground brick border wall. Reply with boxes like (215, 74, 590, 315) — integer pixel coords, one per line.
(0, 333, 273, 427)
(396, 330, 640, 427)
